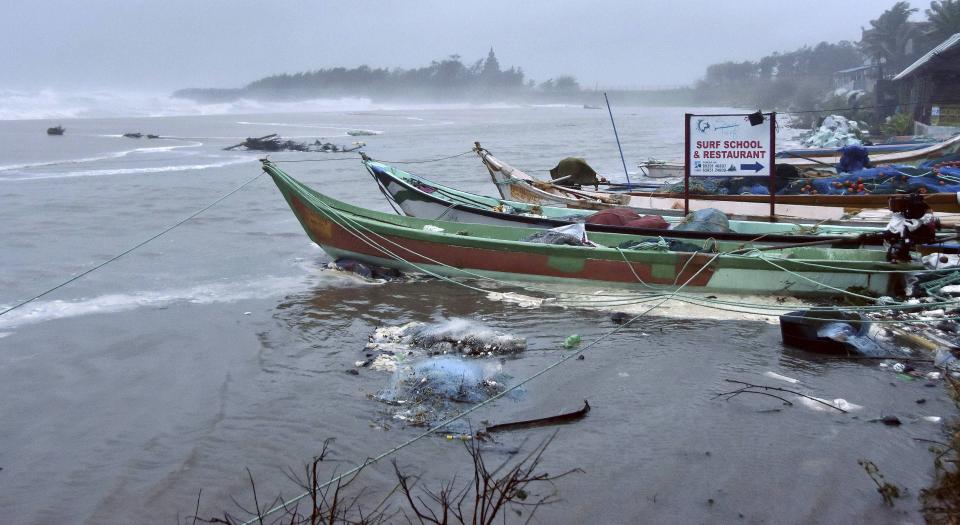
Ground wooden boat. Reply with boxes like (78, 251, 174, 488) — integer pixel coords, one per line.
(474, 144, 960, 218)
(777, 133, 960, 169)
(363, 159, 887, 247)
(631, 142, 941, 173)
(262, 160, 916, 297)
(638, 159, 683, 179)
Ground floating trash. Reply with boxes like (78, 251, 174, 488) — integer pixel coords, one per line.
(375, 356, 510, 427)
(366, 317, 526, 360)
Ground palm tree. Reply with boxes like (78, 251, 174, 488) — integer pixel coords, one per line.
(860, 2, 922, 74)
(924, 0, 960, 44)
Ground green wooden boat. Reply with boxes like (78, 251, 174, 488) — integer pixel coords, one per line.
(363, 159, 887, 246)
(263, 160, 917, 297)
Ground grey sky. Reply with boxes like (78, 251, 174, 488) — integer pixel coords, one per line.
(1, 0, 915, 92)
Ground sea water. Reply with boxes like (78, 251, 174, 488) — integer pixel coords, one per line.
(0, 101, 951, 523)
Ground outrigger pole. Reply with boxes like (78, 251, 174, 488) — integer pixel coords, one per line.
(604, 92, 631, 187)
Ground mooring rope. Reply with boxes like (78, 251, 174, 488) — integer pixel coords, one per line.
(269, 156, 359, 163)
(0, 173, 264, 318)
(232, 165, 960, 523)
(270, 150, 476, 165)
(277, 169, 957, 315)
(368, 150, 476, 164)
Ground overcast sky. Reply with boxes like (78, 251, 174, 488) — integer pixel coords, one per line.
(1, 0, 919, 92)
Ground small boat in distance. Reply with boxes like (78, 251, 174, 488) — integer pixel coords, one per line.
(46, 126, 65, 135)
(122, 132, 143, 139)
(638, 159, 683, 179)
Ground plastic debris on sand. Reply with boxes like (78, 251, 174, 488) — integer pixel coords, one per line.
(800, 115, 863, 148)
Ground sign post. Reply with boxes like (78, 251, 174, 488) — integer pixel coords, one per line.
(769, 112, 777, 219)
(684, 113, 691, 215)
(684, 112, 777, 218)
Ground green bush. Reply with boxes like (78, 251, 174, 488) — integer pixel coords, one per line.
(881, 112, 914, 136)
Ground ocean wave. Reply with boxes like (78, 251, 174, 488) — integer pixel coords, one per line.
(0, 156, 253, 181)
(236, 121, 353, 130)
(0, 90, 381, 120)
(235, 122, 383, 136)
(0, 89, 524, 121)
(0, 276, 311, 332)
(0, 141, 203, 172)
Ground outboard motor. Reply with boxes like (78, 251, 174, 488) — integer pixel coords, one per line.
(883, 194, 939, 262)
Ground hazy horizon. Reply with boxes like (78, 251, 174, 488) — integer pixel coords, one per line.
(3, 0, 917, 92)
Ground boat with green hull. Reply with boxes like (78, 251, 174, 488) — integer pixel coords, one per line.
(363, 158, 888, 247)
(263, 160, 917, 297)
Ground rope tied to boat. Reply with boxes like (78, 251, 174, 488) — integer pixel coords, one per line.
(234, 185, 719, 524)
(0, 172, 265, 318)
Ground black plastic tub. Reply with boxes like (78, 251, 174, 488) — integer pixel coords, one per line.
(779, 310, 870, 355)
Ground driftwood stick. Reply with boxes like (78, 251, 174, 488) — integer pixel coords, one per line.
(483, 401, 590, 433)
(716, 379, 848, 413)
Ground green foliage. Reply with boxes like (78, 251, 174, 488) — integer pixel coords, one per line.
(924, 0, 960, 45)
(860, 2, 922, 73)
(692, 41, 863, 109)
(919, 375, 960, 524)
(881, 111, 915, 135)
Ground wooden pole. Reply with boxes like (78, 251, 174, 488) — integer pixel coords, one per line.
(604, 93, 631, 187)
(684, 113, 691, 216)
(769, 112, 777, 220)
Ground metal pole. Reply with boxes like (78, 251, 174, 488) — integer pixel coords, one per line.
(769, 112, 777, 220)
(604, 92, 631, 187)
(684, 113, 691, 216)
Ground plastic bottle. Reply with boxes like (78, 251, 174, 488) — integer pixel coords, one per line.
(563, 334, 581, 349)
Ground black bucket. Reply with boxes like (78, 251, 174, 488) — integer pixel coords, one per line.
(779, 310, 869, 355)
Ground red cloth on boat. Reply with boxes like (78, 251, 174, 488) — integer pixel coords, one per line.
(624, 216, 669, 229)
(585, 208, 668, 229)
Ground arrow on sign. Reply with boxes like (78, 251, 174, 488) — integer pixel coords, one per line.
(740, 162, 764, 172)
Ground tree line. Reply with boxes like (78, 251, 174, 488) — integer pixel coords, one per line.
(175, 1, 960, 109)
(175, 49, 583, 102)
(692, 0, 960, 118)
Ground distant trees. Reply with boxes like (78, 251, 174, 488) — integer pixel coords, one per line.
(923, 0, 960, 44)
(211, 49, 570, 101)
(691, 1, 960, 114)
(859, 1, 922, 74)
(692, 42, 862, 109)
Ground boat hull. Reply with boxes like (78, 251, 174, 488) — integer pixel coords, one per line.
(476, 146, 960, 219)
(366, 161, 885, 246)
(265, 162, 906, 297)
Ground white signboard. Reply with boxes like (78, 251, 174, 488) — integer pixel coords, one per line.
(688, 114, 773, 176)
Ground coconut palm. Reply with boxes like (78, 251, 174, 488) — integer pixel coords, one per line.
(860, 2, 922, 74)
(924, 0, 960, 44)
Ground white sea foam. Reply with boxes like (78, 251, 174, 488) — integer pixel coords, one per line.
(237, 121, 351, 130)
(0, 141, 203, 172)
(235, 122, 383, 136)
(0, 89, 521, 121)
(1, 156, 253, 181)
(0, 276, 309, 332)
(0, 90, 374, 120)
